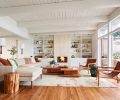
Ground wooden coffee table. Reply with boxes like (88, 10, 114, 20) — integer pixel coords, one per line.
(43, 66, 68, 74)
(60, 68, 80, 77)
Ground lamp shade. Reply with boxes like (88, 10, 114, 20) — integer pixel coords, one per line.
(0, 38, 6, 46)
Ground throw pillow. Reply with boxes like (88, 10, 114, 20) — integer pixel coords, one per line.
(8, 59, 18, 69)
(31, 56, 36, 63)
(24, 58, 32, 64)
(0, 58, 11, 66)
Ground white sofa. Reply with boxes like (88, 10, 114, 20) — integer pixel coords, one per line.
(0, 58, 43, 88)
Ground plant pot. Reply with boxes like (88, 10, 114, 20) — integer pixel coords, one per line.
(90, 66, 97, 77)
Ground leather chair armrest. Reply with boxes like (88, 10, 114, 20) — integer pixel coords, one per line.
(88, 63, 96, 69)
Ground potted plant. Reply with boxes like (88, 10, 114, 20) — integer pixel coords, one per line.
(49, 60, 56, 67)
(8, 46, 17, 58)
(90, 65, 97, 77)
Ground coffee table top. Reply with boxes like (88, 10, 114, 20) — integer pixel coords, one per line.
(60, 68, 79, 71)
(44, 66, 68, 69)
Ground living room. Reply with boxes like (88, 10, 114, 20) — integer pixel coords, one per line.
(0, 0, 120, 100)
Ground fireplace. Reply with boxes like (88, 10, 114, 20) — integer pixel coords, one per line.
(57, 56, 67, 63)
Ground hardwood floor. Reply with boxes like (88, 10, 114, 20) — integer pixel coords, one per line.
(0, 86, 120, 100)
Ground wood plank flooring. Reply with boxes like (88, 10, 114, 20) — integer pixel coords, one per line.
(0, 86, 120, 100)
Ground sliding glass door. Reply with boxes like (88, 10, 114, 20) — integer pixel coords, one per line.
(100, 35, 109, 66)
(111, 31, 120, 66)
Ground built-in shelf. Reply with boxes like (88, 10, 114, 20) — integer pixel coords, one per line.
(33, 35, 54, 58)
(71, 35, 92, 58)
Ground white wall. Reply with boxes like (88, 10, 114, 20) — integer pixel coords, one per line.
(1, 38, 17, 58)
(18, 38, 33, 58)
(92, 32, 98, 58)
(1, 37, 33, 59)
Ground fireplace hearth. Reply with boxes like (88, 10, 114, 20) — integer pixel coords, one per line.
(57, 56, 67, 63)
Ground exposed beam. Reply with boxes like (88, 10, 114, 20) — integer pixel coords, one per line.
(18, 16, 108, 27)
(28, 25, 97, 33)
(31, 30, 95, 35)
(0, 16, 30, 39)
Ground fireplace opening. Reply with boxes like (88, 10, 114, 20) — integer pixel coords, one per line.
(57, 56, 67, 63)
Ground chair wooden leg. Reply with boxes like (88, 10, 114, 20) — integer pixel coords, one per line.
(98, 76, 99, 86)
(116, 76, 119, 84)
(97, 70, 99, 86)
(88, 70, 89, 74)
(31, 81, 33, 89)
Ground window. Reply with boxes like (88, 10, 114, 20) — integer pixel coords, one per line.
(98, 15, 120, 67)
(111, 16, 120, 31)
(98, 24, 108, 37)
(111, 31, 120, 66)
(100, 35, 109, 66)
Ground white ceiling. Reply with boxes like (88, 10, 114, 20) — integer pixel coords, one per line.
(0, 0, 120, 34)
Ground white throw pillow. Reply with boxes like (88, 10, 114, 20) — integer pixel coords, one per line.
(8, 59, 18, 70)
(31, 57, 36, 63)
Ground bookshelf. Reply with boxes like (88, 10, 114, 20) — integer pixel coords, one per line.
(71, 35, 92, 58)
(33, 35, 54, 58)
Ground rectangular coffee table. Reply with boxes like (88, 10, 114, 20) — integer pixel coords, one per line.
(43, 66, 68, 74)
(60, 68, 80, 77)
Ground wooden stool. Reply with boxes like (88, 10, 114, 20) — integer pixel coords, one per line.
(4, 72, 19, 93)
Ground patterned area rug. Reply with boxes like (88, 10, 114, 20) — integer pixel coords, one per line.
(21, 70, 117, 87)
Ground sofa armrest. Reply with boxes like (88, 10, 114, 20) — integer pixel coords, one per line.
(0, 66, 16, 76)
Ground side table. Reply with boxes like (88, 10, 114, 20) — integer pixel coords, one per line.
(4, 72, 19, 93)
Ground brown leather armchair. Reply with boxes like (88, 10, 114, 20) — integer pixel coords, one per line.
(97, 62, 120, 86)
(80, 58, 97, 73)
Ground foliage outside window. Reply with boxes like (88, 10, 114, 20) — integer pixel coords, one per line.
(112, 31, 120, 59)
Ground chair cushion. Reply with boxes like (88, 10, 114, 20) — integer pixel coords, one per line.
(0, 58, 11, 66)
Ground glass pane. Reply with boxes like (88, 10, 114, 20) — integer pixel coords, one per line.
(98, 25, 108, 37)
(112, 31, 120, 66)
(111, 16, 120, 31)
(101, 35, 108, 66)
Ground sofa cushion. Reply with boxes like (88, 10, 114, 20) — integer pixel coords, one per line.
(24, 58, 32, 64)
(16, 67, 42, 77)
(0, 58, 11, 66)
(15, 58, 25, 66)
(19, 62, 42, 68)
(19, 64, 35, 68)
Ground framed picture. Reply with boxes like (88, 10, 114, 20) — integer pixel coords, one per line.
(0, 46, 2, 54)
